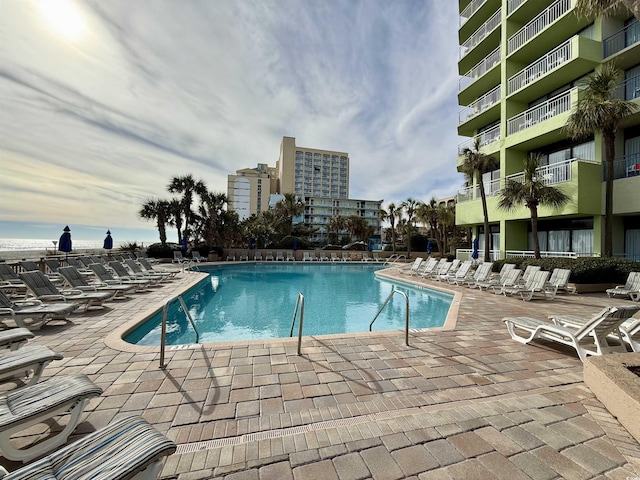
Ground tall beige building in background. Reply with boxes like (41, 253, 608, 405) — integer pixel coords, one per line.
(227, 137, 382, 243)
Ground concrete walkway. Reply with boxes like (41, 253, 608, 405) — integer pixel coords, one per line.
(2, 263, 639, 479)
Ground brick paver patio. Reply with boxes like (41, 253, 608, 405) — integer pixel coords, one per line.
(2, 263, 639, 479)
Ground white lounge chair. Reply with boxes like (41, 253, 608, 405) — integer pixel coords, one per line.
(621, 318, 640, 352)
(0, 327, 34, 352)
(433, 262, 454, 281)
(502, 269, 545, 298)
(504, 305, 640, 362)
(254, 251, 263, 261)
(361, 253, 371, 262)
(303, 252, 314, 262)
(341, 252, 351, 261)
(606, 272, 640, 301)
(519, 265, 541, 285)
(552, 313, 640, 353)
(476, 263, 515, 290)
(0, 344, 62, 389)
(398, 257, 423, 274)
(0, 373, 103, 461)
(265, 251, 274, 261)
(544, 268, 575, 298)
(418, 258, 441, 278)
(109, 262, 161, 286)
(331, 253, 340, 262)
(226, 252, 236, 261)
(89, 263, 151, 291)
(239, 251, 249, 261)
(286, 252, 295, 261)
(444, 261, 473, 284)
(137, 257, 178, 278)
(125, 259, 173, 282)
(172, 251, 189, 264)
(0, 291, 79, 330)
(190, 251, 205, 262)
(0, 415, 176, 479)
(276, 251, 285, 261)
(519, 270, 552, 301)
(319, 252, 329, 262)
(58, 266, 135, 298)
(488, 268, 523, 295)
(457, 262, 493, 288)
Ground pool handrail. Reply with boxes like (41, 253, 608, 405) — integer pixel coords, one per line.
(159, 295, 200, 369)
(383, 254, 406, 266)
(369, 287, 410, 346)
(289, 292, 305, 355)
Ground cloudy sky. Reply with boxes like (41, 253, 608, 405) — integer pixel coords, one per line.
(0, 0, 462, 243)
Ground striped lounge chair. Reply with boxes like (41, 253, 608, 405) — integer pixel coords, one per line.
(0, 344, 62, 389)
(0, 415, 176, 479)
(0, 290, 79, 331)
(0, 328, 34, 352)
(0, 373, 103, 461)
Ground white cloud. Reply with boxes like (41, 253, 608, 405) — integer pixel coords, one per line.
(0, 0, 463, 236)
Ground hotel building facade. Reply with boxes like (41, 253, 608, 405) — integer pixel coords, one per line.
(228, 137, 382, 243)
(456, 0, 640, 260)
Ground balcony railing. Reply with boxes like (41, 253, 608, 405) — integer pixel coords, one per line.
(612, 73, 640, 101)
(603, 19, 639, 58)
(507, 39, 572, 94)
(507, 0, 526, 14)
(460, 9, 501, 58)
(611, 153, 640, 179)
(507, 89, 573, 135)
(459, 85, 501, 124)
(507, 157, 584, 186)
(458, 124, 501, 155)
(459, 47, 500, 91)
(505, 250, 594, 259)
(460, 0, 487, 26)
(456, 249, 501, 261)
(508, 0, 571, 53)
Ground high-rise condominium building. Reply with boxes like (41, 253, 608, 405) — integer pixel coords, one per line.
(227, 137, 382, 243)
(456, 0, 639, 259)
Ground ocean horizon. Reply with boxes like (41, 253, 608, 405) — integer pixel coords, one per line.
(0, 238, 163, 261)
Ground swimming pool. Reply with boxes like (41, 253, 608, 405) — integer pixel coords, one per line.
(125, 263, 453, 346)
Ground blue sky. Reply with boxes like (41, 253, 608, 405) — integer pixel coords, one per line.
(0, 0, 462, 242)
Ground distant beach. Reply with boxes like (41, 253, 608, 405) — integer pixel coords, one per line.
(0, 238, 145, 261)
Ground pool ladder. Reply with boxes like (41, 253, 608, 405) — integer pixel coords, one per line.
(369, 287, 410, 346)
(159, 295, 200, 369)
(289, 293, 305, 355)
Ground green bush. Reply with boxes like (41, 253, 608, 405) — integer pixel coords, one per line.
(146, 243, 178, 259)
(517, 257, 640, 284)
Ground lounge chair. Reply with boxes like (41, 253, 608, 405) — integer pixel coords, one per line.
(172, 251, 189, 264)
(109, 262, 161, 286)
(43, 258, 63, 275)
(125, 259, 173, 282)
(341, 252, 351, 261)
(0, 344, 62, 389)
(517, 270, 552, 301)
(487, 268, 523, 295)
(433, 261, 454, 281)
(319, 252, 329, 262)
(191, 250, 206, 262)
(19, 270, 115, 312)
(239, 251, 249, 261)
(418, 258, 440, 278)
(372, 253, 382, 262)
(361, 253, 371, 262)
(254, 251, 263, 261)
(620, 318, 640, 352)
(89, 263, 151, 291)
(0, 415, 176, 479)
(303, 252, 314, 262)
(0, 264, 28, 297)
(398, 257, 423, 274)
(286, 252, 295, 261)
(58, 266, 135, 298)
(276, 251, 284, 261)
(519, 265, 541, 285)
(138, 257, 178, 278)
(226, 252, 236, 261)
(265, 251, 274, 261)
(457, 262, 493, 288)
(475, 264, 515, 290)
(0, 290, 79, 330)
(444, 261, 473, 284)
(0, 328, 34, 352)
(545, 268, 576, 298)
(606, 272, 640, 301)
(504, 305, 640, 361)
(0, 372, 103, 461)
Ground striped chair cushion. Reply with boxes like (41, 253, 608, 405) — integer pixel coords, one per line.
(5, 416, 176, 480)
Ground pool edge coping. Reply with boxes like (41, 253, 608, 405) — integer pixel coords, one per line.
(104, 263, 461, 353)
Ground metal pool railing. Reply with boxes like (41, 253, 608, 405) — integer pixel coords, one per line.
(159, 295, 200, 369)
(289, 292, 305, 355)
(370, 287, 410, 346)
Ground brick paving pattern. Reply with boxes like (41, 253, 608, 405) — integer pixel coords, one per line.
(1, 264, 639, 479)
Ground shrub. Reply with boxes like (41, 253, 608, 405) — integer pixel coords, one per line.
(517, 257, 640, 284)
(271, 235, 314, 250)
(146, 243, 177, 259)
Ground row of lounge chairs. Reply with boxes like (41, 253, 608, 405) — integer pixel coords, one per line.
(224, 251, 382, 262)
(0, 327, 175, 475)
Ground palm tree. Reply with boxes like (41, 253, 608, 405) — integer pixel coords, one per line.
(167, 199, 183, 244)
(417, 198, 441, 253)
(497, 154, 570, 259)
(167, 175, 206, 242)
(138, 199, 170, 246)
(380, 203, 402, 254)
(575, 0, 640, 21)
(401, 198, 420, 259)
(327, 215, 346, 244)
(437, 203, 456, 255)
(564, 63, 638, 257)
(460, 138, 500, 262)
(275, 193, 305, 235)
(196, 191, 228, 247)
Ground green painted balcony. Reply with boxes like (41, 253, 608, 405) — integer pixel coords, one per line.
(459, 8, 501, 74)
(456, 124, 501, 169)
(458, 85, 501, 135)
(459, 0, 501, 43)
(507, 0, 591, 65)
(458, 47, 500, 105)
(506, 35, 600, 103)
(603, 19, 640, 70)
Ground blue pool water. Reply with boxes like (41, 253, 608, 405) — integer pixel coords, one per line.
(125, 263, 452, 346)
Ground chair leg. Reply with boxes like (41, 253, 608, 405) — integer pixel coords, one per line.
(0, 398, 90, 462)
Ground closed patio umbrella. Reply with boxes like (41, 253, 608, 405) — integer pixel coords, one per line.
(471, 238, 479, 260)
(58, 226, 72, 254)
(103, 230, 113, 250)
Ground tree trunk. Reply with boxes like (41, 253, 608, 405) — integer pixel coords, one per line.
(530, 204, 541, 259)
(604, 131, 615, 257)
(478, 178, 491, 262)
(391, 221, 396, 254)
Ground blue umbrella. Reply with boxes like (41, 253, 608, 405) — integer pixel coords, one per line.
(426, 240, 432, 255)
(293, 238, 298, 251)
(471, 238, 479, 260)
(58, 226, 72, 253)
(368, 241, 373, 252)
(182, 235, 188, 252)
(249, 238, 255, 250)
(103, 230, 113, 250)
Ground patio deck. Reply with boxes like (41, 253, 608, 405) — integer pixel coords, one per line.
(1, 263, 639, 479)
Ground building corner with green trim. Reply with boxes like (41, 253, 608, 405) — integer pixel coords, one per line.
(456, 0, 640, 260)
